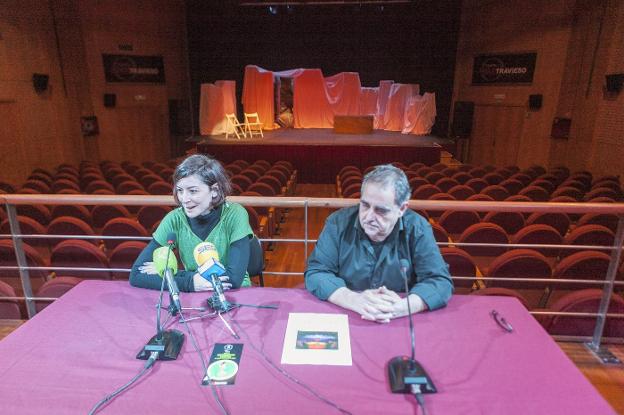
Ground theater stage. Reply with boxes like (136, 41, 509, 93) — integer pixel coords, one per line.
(194, 128, 451, 183)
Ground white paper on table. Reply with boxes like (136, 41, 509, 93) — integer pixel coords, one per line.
(280, 313, 352, 366)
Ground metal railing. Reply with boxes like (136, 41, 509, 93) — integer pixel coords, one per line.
(1, 194, 623, 351)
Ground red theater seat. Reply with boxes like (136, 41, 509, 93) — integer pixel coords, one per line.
(510, 224, 562, 257)
(91, 205, 131, 229)
(526, 212, 570, 236)
(50, 240, 111, 280)
(440, 247, 477, 289)
(486, 249, 552, 289)
(35, 276, 82, 313)
(102, 218, 148, 250)
(480, 185, 509, 201)
(108, 241, 148, 279)
(51, 205, 93, 227)
(482, 211, 525, 235)
(0, 279, 21, 319)
(457, 222, 509, 257)
(0, 240, 50, 283)
(551, 250, 612, 291)
(438, 210, 480, 235)
(447, 185, 475, 200)
(561, 224, 614, 258)
(541, 289, 624, 338)
(137, 206, 172, 232)
(46, 216, 98, 248)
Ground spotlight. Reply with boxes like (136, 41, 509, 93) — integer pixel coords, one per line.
(268, 6, 278, 15)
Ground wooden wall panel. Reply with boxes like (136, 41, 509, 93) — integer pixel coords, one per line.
(0, 0, 188, 188)
(453, 0, 575, 169)
(455, 0, 624, 178)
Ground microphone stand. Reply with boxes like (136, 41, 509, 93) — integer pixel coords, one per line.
(137, 242, 185, 361)
(184, 273, 277, 339)
(387, 260, 437, 396)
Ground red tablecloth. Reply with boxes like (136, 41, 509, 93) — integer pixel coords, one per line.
(0, 281, 616, 414)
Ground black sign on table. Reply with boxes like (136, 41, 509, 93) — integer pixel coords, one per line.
(102, 54, 166, 83)
(472, 53, 537, 85)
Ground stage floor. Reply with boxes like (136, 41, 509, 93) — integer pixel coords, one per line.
(194, 128, 451, 148)
(193, 128, 453, 183)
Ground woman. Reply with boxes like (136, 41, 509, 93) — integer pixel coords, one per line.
(129, 154, 253, 291)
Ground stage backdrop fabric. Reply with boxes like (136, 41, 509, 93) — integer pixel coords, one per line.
(200, 65, 437, 135)
(199, 80, 236, 135)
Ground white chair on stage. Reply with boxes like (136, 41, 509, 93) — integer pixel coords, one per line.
(243, 112, 264, 138)
(225, 113, 246, 139)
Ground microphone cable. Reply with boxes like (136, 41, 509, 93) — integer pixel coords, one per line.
(231, 319, 353, 415)
(411, 385, 428, 415)
(177, 309, 230, 415)
(89, 239, 178, 414)
(87, 353, 158, 415)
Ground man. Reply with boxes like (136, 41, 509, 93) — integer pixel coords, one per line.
(305, 165, 453, 322)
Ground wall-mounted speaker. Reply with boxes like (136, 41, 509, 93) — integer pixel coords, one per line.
(451, 101, 474, 138)
(529, 94, 543, 110)
(32, 73, 49, 93)
(605, 74, 624, 93)
(104, 93, 116, 108)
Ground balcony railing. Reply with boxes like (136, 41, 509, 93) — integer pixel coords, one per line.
(1, 193, 623, 353)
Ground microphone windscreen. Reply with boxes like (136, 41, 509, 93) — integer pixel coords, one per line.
(153, 246, 179, 276)
(193, 242, 220, 266)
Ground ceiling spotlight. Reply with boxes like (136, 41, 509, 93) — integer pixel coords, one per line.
(268, 6, 278, 15)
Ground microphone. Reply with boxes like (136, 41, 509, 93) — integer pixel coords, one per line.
(153, 246, 181, 312)
(387, 258, 437, 396)
(136, 233, 184, 362)
(193, 242, 231, 312)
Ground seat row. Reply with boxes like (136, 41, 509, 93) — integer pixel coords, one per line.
(0, 239, 147, 293)
(337, 163, 622, 203)
(225, 159, 297, 242)
(468, 287, 624, 339)
(432, 221, 616, 263)
(442, 246, 622, 301)
(430, 210, 617, 243)
(6, 160, 178, 197)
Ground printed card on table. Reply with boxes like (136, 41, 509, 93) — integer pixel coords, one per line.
(281, 313, 352, 366)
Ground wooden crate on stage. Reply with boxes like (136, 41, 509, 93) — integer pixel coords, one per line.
(333, 115, 374, 134)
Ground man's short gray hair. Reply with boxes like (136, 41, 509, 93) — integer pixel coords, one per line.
(362, 164, 411, 206)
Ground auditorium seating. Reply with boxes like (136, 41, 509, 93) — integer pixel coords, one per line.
(46, 216, 99, 248)
(510, 224, 562, 257)
(108, 241, 147, 279)
(35, 276, 82, 312)
(50, 240, 111, 280)
(0, 216, 48, 248)
(469, 287, 530, 310)
(101, 218, 148, 250)
(0, 279, 22, 319)
(2, 159, 621, 328)
(541, 289, 624, 338)
(440, 247, 477, 291)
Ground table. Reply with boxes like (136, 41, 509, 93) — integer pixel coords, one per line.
(0, 281, 616, 414)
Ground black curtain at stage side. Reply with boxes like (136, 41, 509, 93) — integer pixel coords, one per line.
(185, 1, 461, 137)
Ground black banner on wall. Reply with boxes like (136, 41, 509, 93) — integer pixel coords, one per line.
(102, 54, 165, 83)
(472, 53, 537, 85)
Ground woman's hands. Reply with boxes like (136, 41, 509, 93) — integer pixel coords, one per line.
(192, 273, 232, 292)
(138, 262, 158, 275)
(138, 261, 232, 292)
